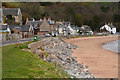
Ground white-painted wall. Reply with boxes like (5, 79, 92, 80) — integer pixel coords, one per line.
(100, 24, 116, 34)
(111, 28, 116, 34)
(59, 28, 63, 34)
(68, 25, 77, 35)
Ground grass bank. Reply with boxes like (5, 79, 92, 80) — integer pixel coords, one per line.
(2, 41, 68, 78)
(65, 35, 104, 39)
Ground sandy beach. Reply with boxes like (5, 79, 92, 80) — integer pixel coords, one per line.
(64, 36, 118, 78)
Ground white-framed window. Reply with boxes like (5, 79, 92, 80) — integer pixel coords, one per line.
(35, 25, 37, 29)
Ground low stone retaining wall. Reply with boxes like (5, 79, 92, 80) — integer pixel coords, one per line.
(0, 34, 22, 41)
(28, 37, 50, 53)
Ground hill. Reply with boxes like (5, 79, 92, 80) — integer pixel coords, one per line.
(2, 2, 120, 32)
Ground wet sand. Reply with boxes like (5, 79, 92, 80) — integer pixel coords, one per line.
(64, 36, 118, 78)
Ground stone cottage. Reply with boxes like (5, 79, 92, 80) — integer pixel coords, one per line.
(8, 25, 34, 38)
(2, 8, 22, 25)
(26, 17, 58, 36)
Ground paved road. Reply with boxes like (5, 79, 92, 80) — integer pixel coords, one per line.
(1, 35, 46, 46)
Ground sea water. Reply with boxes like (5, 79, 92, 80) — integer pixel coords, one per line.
(103, 40, 120, 53)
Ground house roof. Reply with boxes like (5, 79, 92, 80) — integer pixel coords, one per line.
(80, 25, 92, 31)
(108, 24, 116, 28)
(27, 21, 43, 26)
(0, 25, 8, 30)
(3, 8, 20, 16)
(8, 25, 31, 32)
(62, 21, 70, 25)
(27, 20, 52, 26)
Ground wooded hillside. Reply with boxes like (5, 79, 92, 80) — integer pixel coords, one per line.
(2, 2, 120, 32)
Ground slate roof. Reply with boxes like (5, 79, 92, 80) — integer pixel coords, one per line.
(3, 8, 19, 16)
(8, 25, 31, 32)
(27, 21, 43, 26)
(27, 20, 52, 26)
(80, 25, 92, 31)
(62, 21, 70, 25)
(108, 24, 116, 28)
(0, 25, 8, 30)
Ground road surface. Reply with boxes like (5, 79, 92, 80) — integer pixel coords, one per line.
(1, 35, 46, 46)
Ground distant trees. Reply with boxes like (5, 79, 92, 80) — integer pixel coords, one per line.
(20, 3, 45, 20)
(73, 13, 83, 26)
(5, 15, 20, 25)
(41, 12, 49, 18)
(92, 16, 101, 31)
(100, 6, 110, 13)
(65, 8, 74, 21)
(3, 2, 119, 32)
(113, 14, 120, 23)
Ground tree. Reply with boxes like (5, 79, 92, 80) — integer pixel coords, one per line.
(41, 12, 49, 18)
(20, 2, 45, 20)
(92, 16, 101, 31)
(64, 7, 74, 21)
(6, 15, 13, 20)
(100, 6, 110, 13)
(73, 13, 83, 26)
(113, 14, 120, 23)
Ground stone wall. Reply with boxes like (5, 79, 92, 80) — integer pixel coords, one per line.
(0, 34, 22, 41)
(28, 37, 50, 53)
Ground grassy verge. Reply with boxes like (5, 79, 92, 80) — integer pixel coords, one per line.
(2, 42, 68, 78)
(66, 35, 104, 39)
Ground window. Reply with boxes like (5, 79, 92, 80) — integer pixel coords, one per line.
(35, 25, 37, 29)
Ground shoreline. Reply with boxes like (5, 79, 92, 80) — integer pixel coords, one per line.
(64, 36, 118, 78)
(103, 40, 119, 53)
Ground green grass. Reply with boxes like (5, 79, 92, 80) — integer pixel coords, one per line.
(2, 42, 68, 78)
(67, 35, 103, 39)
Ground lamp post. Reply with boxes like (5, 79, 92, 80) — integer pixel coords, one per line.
(17, 34, 19, 48)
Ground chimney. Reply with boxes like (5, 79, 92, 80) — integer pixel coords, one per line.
(40, 18, 42, 21)
(32, 18, 35, 21)
(108, 23, 110, 25)
(26, 17, 29, 24)
(43, 17, 46, 21)
(48, 17, 51, 21)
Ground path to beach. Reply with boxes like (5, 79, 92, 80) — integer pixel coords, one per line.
(64, 36, 118, 78)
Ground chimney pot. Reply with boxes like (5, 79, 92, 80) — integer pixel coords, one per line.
(43, 17, 46, 21)
(40, 18, 42, 21)
(48, 17, 51, 21)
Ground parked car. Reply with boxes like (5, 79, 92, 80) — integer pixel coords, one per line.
(45, 33, 50, 37)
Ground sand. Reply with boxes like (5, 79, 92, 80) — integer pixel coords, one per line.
(64, 36, 118, 78)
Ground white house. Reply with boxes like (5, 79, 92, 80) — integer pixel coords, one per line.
(100, 23, 116, 34)
(0, 24, 11, 34)
(0, 24, 11, 40)
(79, 25, 93, 35)
(67, 24, 77, 35)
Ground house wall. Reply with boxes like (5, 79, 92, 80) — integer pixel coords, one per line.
(111, 28, 116, 34)
(37, 31, 49, 35)
(14, 15, 22, 25)
(40, 21, 50, 32)
(59, 28, 63, 34)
